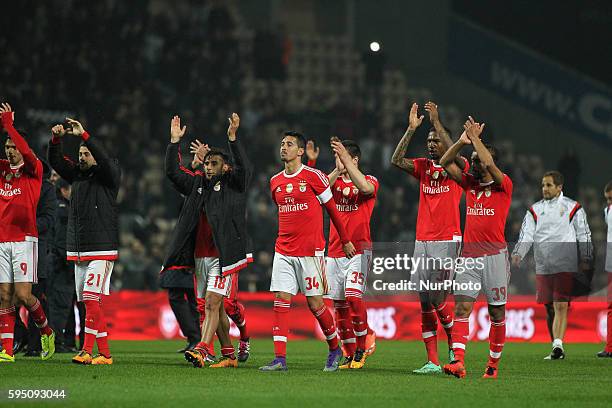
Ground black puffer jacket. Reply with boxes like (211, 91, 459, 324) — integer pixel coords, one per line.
(47, 133, 121, 261)
(36, 161, 57, 279)
(162, 139, 252, 276)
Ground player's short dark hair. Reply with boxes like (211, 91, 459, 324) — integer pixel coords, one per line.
(283, 131, 306, 149)
(57, 178, 70, 190)
(604, 180, 612, 193)
(204, 148, 230, 164)
(428, 127, 451, 137)
(543, 170, 564, 186)
(342, 139, 361, 159)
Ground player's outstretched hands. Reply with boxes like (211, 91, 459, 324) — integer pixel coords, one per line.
(458, 129, 471, 145)
(170, 115, 187, 143)
(464, 116, 485, 141)
(190, 139, 210, 162)
(306, 140, 320, 162)
(511, 255, 521, 268)
(343, 241, 356, 259)
(331, 140, 351, 163)
(51, 124, 67, 138)
(424, 101, 440, 124)
(191, 154, 203, 169)
(408, 102, 424, 131)
(0, 102, 15, 125)
(65, 118, 85, 137)
(227, 112, 240, 141)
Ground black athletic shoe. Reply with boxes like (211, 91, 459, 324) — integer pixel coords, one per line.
(596, 350, 612, 358)
(550, 347, 565, 360)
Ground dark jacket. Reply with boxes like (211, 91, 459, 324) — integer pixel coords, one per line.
(36, 161, 57, 279)
(162, 139, 252, 276)
(47, 133, 121, 261)
(50, 188, 70, 270)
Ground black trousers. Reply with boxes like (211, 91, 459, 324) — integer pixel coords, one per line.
(168, 288, 200, 344)
(64, 298, 85, 349)
(47, 263, 77, 347)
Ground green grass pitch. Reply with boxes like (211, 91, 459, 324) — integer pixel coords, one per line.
(1, 340, 611, 407)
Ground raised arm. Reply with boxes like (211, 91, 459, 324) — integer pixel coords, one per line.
(166, 115, 196, 196)
(466, 117, 504, 185)
(390, 102, 423, 174)
(66, 117, 121, 189)
(226, 113, 253, 191)
(0, 103, 41, 177)
(511, 209, 536, 267)
(48, 124, 77, 183)
(425, 101, 467, 171)
(327, 136, 343, 186)
(305, 139, 319, 167)
(331, 140, 374, 195)
(440, 131, 470, 183)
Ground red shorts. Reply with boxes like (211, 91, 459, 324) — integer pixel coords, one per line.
(536, 272, 574, 304)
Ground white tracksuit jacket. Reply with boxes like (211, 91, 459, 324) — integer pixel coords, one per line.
(512, 192, 592, 274)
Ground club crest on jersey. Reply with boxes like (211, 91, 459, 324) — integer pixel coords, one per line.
(299, 181, 307, 192)
(5, 173, 12, 182)
(197, 187, 202, 194)
(286, 183, 293, 193)
(476, 188, 492, 199)
(352, 187, 359, 195)
(342, 187, 351, 197)
(432, 170, 439, 180)
(276, 186, 281, 193)
(213, 181, 221, 191)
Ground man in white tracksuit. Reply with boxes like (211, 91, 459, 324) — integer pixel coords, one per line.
(512, 171, 592, 360)
(597, 181, 612, 358)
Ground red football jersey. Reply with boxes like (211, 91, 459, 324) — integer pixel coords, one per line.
(194, 211, 219, 258)
(460, 173, 513, 257)
(270, 165, 333, 257)
(0, 116, 43, 243)
(328, 175, 379, 258)
(411, 158, 467, 241)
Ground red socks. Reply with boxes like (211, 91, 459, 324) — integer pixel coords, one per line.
(221, 345, 236, 359)
(606, 303, 612, 353)
(0, 306, 16, 356)
(346, 293, 368, 350)
(96, 301, 110, 357)
(313, 304, 339, 351)
(335, 300, 356, 357)
(435, 302, 454, 348)
(421, 308, 439, 365)
(225, 298, 249, 341)
(82, 292, 101, 354)
(488, 319, 506, 368)
(273, 299, 290, 358)
(26, 298, 52, 336)
(451, 317, 469, 363)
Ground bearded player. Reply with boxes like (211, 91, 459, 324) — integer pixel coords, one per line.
(260, 131, 356, 372)
(440, 117, 513, 379)
(391, 102, 468, 374)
